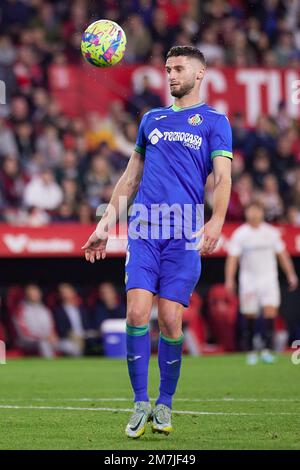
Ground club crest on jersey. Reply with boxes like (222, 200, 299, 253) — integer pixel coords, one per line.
(188, 114, 203, 126)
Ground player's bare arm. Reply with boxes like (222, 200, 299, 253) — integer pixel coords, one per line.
(194, 156, 232, 255)
(225, 255, 239, 293)
(277, 250, 299, 291)
(82, 151, 144, 263)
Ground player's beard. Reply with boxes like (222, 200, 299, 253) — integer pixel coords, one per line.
(170, 79, 195, 98)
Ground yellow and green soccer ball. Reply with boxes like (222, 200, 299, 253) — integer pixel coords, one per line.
(81, 20, 126, 67)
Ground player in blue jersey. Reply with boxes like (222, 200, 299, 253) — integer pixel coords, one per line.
(82, 46, 232, 438)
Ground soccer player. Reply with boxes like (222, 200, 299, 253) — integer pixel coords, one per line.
(82, 46, 232, 438)
(225, 201, 298, 365)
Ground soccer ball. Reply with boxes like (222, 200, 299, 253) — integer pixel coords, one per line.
(81, 20, 126, 67)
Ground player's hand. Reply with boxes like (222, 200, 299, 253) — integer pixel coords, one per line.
(287, 273, 298, 291)
(192, 217, 223, 255)
(225, 279, 236, 294)
(81, 230, 108, 263)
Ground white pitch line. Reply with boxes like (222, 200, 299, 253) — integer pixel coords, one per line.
(0, 397, 299, 403)
(0, 404, 298, 416)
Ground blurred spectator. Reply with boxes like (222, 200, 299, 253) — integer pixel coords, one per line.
(24, 151, 47, 177)
(14, 284, 58, 358)
(149, 42, 165, 66)
(85, 113, 116, 152)
(61, 177, 81, 207)
(226, 30, 256, 66)
(77, 200, 94, 223)
(115, 121, 138, 159)
(258, 174, 285, 221)
(0, 117, 17, 157)
(0, 34, 17, 66)
(182, 291, 206, 355)
(197, 27, 225, 65)
(25, 206, 50, 226)
(134, 0, 154, 26)
(31, 87, 50, 124)
(244, 115, 276, 164)
(250, 147, 273, 188)
(149, 8, 175, 55)
(53, 201, 77, 223)
(13, 45, 44, 92)
(276, 102, 293, 132)
(36, 125, 63, 167)
(231, 152, 245, 183)
(0, 155, 27, 208)
(286, 205, 300, 226)
(127, 75, 163, 117)
(55, 150, 81, 184)
(124, 14, 152, 62)
(23, 168, 63, 210)
(230, 173, 255, 216)
(1, 0, 32, 29)
(290, 179, 300, 209)
(14, 122, 35, 161)
(206, 284, 238, 352)
(178, 12, 199, 41)
(274, 32, 298, 66)
(90, 282, 125, 332)
(9, 95, 29, 125)
(157, 0, 189, 27)
(52, 283, 90, 356)
(231, 113, 249, 151)
(84, 154, 113, 209)
(273, 134, 295, 179)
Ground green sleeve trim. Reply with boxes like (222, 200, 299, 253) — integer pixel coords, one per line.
(135, 145, 146, 156)
(211, 150, 233, 159)
(160, 332, 184, 345)
(126, 323, 149, 336)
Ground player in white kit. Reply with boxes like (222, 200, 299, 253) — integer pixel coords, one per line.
(225, 201, 298, 365)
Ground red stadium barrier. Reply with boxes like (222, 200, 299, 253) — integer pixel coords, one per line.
(49, 64, 300, 126)
(0, 223, 299, 258)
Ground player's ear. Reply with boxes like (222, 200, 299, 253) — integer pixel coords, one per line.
(197, 66, 205, 80)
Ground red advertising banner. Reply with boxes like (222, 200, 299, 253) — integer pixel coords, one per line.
(0, 223, 299, 258)
(49, 64, 300, 126)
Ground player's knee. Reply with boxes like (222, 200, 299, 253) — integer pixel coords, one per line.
(159, 317, 182, 339)
(126, 303, 148, 326)
(263, 307, 278, 319)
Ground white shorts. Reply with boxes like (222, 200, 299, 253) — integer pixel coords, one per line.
(239, 280, 280, 315)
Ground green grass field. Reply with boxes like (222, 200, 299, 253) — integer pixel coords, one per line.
(0, 354, 299, 450)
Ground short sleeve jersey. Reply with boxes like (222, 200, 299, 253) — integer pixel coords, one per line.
(133, 102, 232, 228)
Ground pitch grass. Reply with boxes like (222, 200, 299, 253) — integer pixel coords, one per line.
(0, 354, 299, 450)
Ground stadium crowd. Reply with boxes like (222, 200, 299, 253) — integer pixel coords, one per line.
(0, 0, 300, 226)
(0, 282, 126, 357)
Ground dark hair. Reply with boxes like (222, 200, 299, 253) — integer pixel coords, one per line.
(245, 200, 265, 212)
(166, 46, 206, 66)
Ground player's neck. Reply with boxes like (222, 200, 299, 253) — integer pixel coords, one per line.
(174, 90, 202, 110)
(249, 222, 262, 229)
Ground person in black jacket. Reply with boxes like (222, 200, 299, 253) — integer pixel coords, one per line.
(53, 283, 89, 356)
(89, 282, 125, 332)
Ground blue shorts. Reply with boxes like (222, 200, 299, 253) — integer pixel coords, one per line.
(125, 231, 201, 308)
